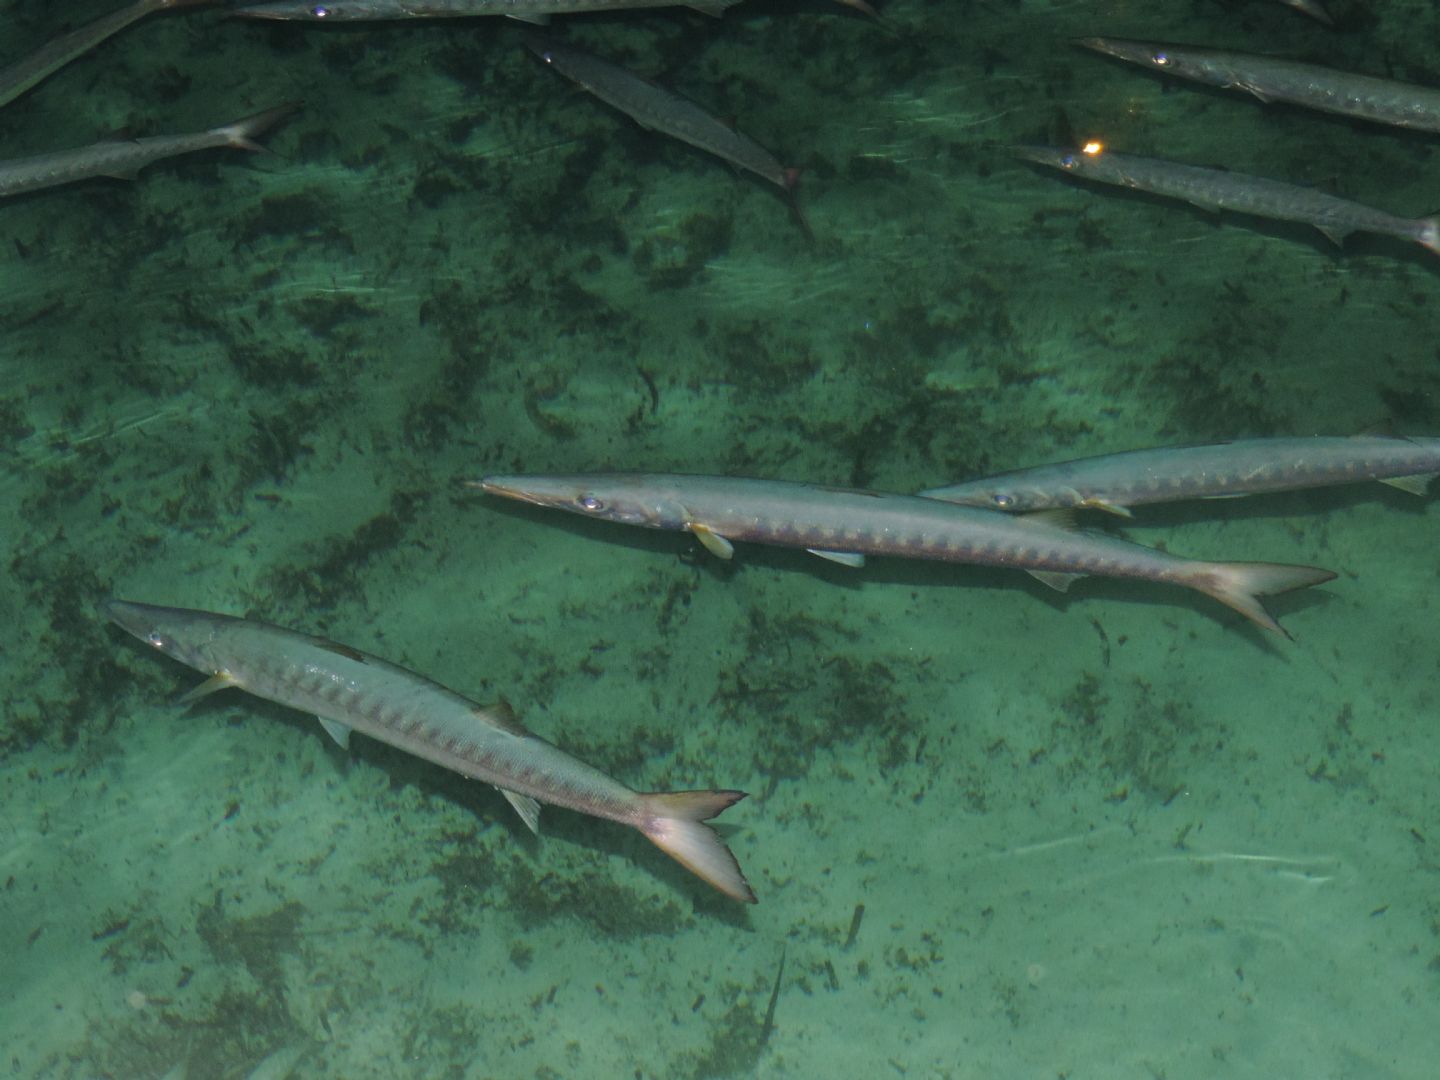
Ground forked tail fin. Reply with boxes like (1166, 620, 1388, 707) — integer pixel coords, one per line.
(1197, 561, 1336, 638)
(215, 102, 301, 153)
(640, 790, 756, 903)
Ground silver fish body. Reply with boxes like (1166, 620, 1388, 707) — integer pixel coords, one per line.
(921, 436, 1440, 515)
(477, 472, 1335, 636)
(528, 38, 794, 191)
(0, 103, 296, 199)
(0, 0, 211, 111)
(229, 0, 740, 21)
(1014, 144, 1439, 255)
(1079, 37, 1440, 135)
(104, 599, 755, 903)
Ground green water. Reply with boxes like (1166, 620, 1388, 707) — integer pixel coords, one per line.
(1, 0, 1436, 1076)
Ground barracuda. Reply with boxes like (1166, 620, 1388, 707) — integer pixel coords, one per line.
(525, 37, 799, 195)
(229, 0, 875, 20)
(1078, 37, 1440, 135)
(476, 472, 1336, 636)
(0, 0, 212, 111)
(921, 435, 1440, 516)
(1013, 143, 1440, 256)
(227, 0, 744, 22)
(104, 599, 756, 903)
(0, 103, 296, 199)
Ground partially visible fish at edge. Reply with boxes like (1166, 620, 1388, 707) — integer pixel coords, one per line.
(0, 103, 298, 200)
(0, 0, 213, 111)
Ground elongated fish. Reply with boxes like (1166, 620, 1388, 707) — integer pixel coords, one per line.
(0, 103, 297, 200)
(103, 599, 755, 903)
(923, 436, 1440, 516)
(477, 473, 1335, 636)
(0, 0, 212, 111)
(1078, 37, 1440, 135)
(229, 0, 743, 22)
(1015, 143, 1439, 256)
(526, 38, 799, 196)
(229, 0, 876, 21)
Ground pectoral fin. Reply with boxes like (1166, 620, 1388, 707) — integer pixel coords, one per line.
(502, 790, 542, 834)
(808, 549, 866, 567)
(1028, 569, 1085, 593)
(505, 12, 549, 22)
(318, 717, 352, 749)
(690, 523, 735, 560)
(176, 672, 237, 706)
(1379, 472, 1436, 495)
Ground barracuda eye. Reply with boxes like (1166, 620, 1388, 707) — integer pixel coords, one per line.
(1059, 154, 1076, 169)
(147, 631, 176, 652)
(1152, 51, 1170, 66)
(577, 494, 606, 513)
(992, 493, 1015, 509)
(311, 5, 331, 16)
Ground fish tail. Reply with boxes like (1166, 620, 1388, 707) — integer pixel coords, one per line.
(639, 789, 756, 903)
(1418, 216, 1440, 257)
(216, 102, 301, 154)
(1195, 561, 1336, 638)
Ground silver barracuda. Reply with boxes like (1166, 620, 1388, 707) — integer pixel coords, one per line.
(0, 103, 297, 200)
(476, 473, 1336, 636)
(229, 0, 874, 20)
(0, 0, 212, 111)
(1014, 143, 1439, 256)
(228, 0, 743, 23)
(103, 599, 755, 903)
(1078, 37, 1440, 135)
(920, 435, 1440, 516)
(526, 37, 798, 196)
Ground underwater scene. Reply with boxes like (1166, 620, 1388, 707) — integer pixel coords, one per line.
(2, 0, 1438, 1076)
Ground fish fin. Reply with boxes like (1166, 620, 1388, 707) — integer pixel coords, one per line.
(176, 672, 236, 706)
(1317, 226, 1350, 247)
(1239, 81, 1274, 104)
(101, 168, 141, 182)
(808, 549, 865, 567)
(1080, 497, 1132, 518)
(640, 790, 755, 903)
(318, 717, 352, 749)
(215, 102, 301, 154)
(1027, 569, 1085, 593)
(506, 12, 550, 23)
(1196, 562, 1335, 638)
(690, 523, 735, 560)
(502, 790, 543, 834)
(474, 698, 533, 738)
(1023, 508, 1080, 532)
(1417, 216, 1440, 257)
(686, 3, 730, 15)
(1378, 472, 1436, 495)
(830, 0, 878, 15)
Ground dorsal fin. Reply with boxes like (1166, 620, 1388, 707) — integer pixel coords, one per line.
(473, 698, 533, 738)
(316, 638, 368, 663)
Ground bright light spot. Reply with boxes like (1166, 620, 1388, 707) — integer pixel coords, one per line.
(1083, 141, 1104, 156)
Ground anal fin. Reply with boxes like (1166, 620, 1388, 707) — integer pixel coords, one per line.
(1379, 472, 1436, 496)
(808, 549, 865, 567)
(318, 717, 352, 749)
(502, 790, 542, 834)
(1028, 569, 1085, 593)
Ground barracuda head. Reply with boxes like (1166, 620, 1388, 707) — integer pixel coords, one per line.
(477, 474, 689, 530)
(1075, 36, 1180, 72)
(102, 599, 226, 670)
